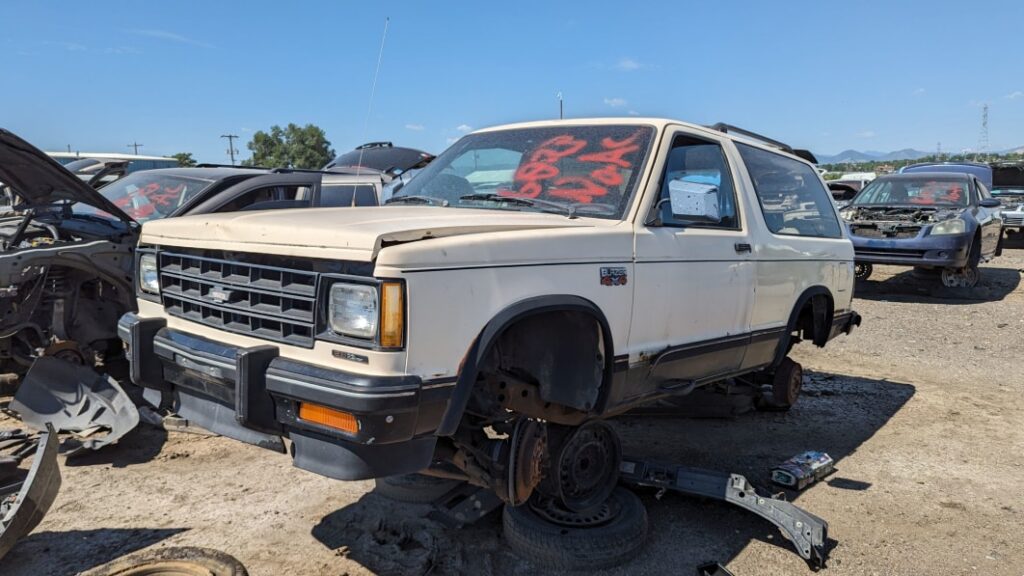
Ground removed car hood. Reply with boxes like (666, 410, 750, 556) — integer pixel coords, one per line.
(0, 129, 133, 223)
(141, 206, 595, 260)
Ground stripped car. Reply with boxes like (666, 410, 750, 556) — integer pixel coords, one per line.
(840, 172, 1002, 287)
(0, 128, 432, 382)
(990, 162, 1024, 235)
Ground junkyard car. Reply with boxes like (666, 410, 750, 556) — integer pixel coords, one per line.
(990, 162, 1024, 235)
(0, 129, 429, 379)
(119, 118, 859, 517)
(840, 172, 1002, 287)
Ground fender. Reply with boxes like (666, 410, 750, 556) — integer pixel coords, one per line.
(435, 295, 615, 436)
(772, 286, 834, 368)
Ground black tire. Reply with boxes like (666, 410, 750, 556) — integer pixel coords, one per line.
(770, 357, 803, 410)
(373, 473, 462, 504)
(502, 487, 648, 571)
(81, 547, 248, 576)
(854, 262, 872, 281)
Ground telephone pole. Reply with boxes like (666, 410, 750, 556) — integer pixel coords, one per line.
(557, 92, 564, 119)
(978, 104, 989, 161)
(127, 142, 143, 155)
(221, 134, 239, 165)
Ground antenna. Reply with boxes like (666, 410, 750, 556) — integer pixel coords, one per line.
(355, 17, 390, 176)
(127, 141, 144, 155)
(221, 134, 240, 165)
(978, 104, 989, 161)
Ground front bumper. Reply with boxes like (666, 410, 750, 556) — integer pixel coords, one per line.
(1002, 211, 1023, 230)
(850, 233, 972, 268)
(118, 313, 451, 481)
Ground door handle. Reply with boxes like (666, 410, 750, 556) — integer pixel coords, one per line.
(734, 243, 752, 253)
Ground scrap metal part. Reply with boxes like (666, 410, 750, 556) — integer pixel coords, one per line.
(619, 457, 829, 570)
(11, 357, 140, 455)
(0, 423, 61, 561)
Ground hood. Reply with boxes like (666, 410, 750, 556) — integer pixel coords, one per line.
(0, 129, 134, 223)
(140, 206, 594, 261)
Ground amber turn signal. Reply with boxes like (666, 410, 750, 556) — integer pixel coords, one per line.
(380, 281, 404, 348)
(298, 402, 359, 434)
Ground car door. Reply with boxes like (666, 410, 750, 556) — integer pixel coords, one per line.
(733, 143, 850, 370)
(973, 178, 1001, 257)
(627, 128, 755, 401)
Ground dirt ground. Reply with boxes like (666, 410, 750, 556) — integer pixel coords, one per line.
(2, 239, 1023, 576)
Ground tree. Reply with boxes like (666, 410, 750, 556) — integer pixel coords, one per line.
(172, 152, 197, 167)
(243, 123, 335, 169)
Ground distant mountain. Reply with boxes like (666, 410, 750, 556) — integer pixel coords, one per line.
(818, 148, 931, 164)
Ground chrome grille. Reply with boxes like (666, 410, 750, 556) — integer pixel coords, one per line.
(159, 251, 318, 348)
(1003, 214, 1024, 227)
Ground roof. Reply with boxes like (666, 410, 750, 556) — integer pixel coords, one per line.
(124, 166, 269, 179)
(904, 161, 990, 169)
(470, 117, 815, 164)
(875, 171, 973, 181)
(46, 151, 177, 162)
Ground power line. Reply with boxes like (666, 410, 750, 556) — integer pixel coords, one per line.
(221, 134, 239, 165)
(127, 142, 144, 155)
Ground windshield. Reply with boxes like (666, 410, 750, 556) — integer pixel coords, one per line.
(852, 178, 970, 208)
(74, 171, 215, 223)
(63, 158, 103, 173)
(389, 125, 655, 219)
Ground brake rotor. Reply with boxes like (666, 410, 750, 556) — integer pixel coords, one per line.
(507, 419, 546, 506)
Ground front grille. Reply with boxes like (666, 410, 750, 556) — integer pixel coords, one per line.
(854, 247, 926, 259)
(159, 251, 318, 348)
(850, 225, 921, 239)
(1003, 215, 1023, 227)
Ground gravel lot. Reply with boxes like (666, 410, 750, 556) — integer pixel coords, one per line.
(2, 239, 1022, 576)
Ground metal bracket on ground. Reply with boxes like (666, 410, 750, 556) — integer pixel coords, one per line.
(428, 482, 504, 528)
(619, 457, 829, 570)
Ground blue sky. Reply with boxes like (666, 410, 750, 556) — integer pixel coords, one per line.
(2, 0, 1023, 163)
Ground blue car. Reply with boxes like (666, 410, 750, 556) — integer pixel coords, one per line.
(840, 172, 1003, 288)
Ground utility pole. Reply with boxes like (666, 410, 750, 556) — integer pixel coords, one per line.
(978, 104, 989, 161)
(557, 92, 564, 119)
(127, 142, 143, 155)
(936, 141, 942, 160)
(221, 134, 239, 165)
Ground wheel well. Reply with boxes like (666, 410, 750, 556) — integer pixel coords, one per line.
(437, 297, 613, 435)
(775, 288, 834, 366)
(481, 310, 606, 413)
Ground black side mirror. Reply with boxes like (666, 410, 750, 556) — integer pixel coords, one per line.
(979, 198, 1001, 208)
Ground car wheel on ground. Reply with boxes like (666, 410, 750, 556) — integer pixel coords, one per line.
(854, 262, 873, 281)
(502, 487, 648, 571)
(940, 238, 982, 289)
(373, 473, 463, 503)
(81, 547, 248, 576)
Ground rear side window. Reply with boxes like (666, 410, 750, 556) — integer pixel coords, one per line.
(736, 143, 842, 238)
(320, 184, 379, 207)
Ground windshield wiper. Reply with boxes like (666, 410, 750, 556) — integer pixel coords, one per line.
(458, 192, 583, 217)
(385, 195, 449, 206)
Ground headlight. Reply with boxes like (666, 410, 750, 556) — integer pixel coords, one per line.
(329, 283, 378, 339)
(839, 208, 855, 221)
(930, 218, 966, 236)
(138, 253, 159, 294)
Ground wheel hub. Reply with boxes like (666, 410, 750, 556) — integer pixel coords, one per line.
(941, 266, 979, 288)
(529, 494, 619, 528)
(547, 421, 621, 512)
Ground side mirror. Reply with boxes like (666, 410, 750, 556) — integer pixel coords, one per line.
(979, 198, 1001, 208)
(667, 180, 721, 223)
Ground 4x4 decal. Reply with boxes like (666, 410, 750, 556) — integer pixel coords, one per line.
(600, 266, 628, 286)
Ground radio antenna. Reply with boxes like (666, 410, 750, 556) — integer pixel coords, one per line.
(355, 16, 390, 177)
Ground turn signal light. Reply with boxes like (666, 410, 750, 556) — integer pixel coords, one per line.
(380, 281, 405, 348)
(298, 402, 359, 434)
